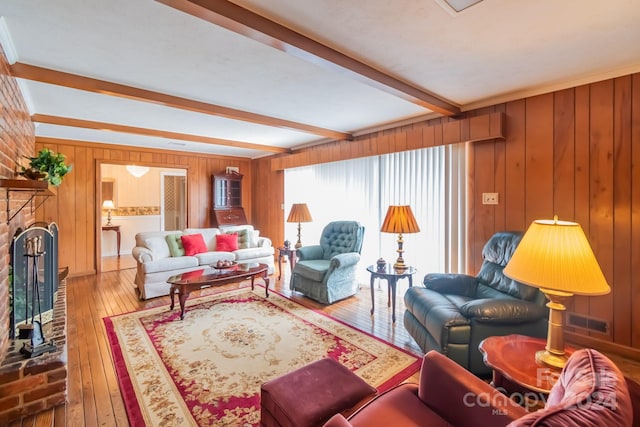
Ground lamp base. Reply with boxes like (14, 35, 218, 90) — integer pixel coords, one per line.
(535, 349, 568, 369)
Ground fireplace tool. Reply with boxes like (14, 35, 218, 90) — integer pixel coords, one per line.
(19, 236, 56, 358)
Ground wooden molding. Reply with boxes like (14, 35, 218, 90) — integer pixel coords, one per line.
(270, 112, 504, 170)
(155, 0, 460, 116)
(31, 114, 291, 154)
(11, 62, 350, 141)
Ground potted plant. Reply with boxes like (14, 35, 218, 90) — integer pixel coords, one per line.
(20, 148, 72, 186)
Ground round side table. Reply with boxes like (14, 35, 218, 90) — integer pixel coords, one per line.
(366, 264, 416, 323)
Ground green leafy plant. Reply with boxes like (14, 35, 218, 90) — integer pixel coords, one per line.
(21, 148, 73, 186)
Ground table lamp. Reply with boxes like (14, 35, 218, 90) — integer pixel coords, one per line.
(503, 216, 610, 368)
(287, 203, 313, 248)
(380, 205, 420, 271)
(103, 199, 115, 226)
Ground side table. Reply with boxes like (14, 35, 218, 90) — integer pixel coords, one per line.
(102, 224, 121, 257)
(367, 264, 416, 323)
(479, 334, 576, 410)
(277, 246, 297, 280)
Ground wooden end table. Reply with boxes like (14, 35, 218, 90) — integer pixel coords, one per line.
(277, 246, 297, 280)
(167, 262, 270, 320)
(479, 334, 576, 410)
(366, 264, 416, 323)
(102, 224, 121, 257)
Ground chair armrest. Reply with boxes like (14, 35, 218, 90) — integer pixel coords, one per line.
(297, 245, 323, 260)
(132, 246, 153, 263)
(330, 252, 360, 269)
(419, 351, 527, 425)
(423, 273, 477, 297)
(459, 298, 547, 323)
(322, 414, 352, 427)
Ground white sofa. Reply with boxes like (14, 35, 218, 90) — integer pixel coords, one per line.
(131, 225, 275, 299)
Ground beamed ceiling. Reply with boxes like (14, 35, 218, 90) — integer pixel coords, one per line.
(1, 0, 639, 158)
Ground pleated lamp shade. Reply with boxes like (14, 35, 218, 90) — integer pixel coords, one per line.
(504, 216, 610, 296)
(380, 206, 420, 234)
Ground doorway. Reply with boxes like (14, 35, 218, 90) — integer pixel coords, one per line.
(98, 163, 188, 272)
(161, 172, 187, 231)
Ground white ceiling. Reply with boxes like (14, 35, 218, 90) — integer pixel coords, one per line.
(1, 0, 639, 159)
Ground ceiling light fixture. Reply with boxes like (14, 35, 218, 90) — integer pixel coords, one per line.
(126, 165, 150, 178)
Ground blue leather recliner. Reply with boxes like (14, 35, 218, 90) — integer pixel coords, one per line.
(290, 221, 365, 304)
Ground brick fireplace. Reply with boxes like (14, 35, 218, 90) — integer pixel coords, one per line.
(0, 44, 67, 422)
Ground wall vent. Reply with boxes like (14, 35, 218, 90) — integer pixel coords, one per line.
(567, 312, 609, 334)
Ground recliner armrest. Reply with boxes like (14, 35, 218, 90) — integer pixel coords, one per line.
(423, 273, 477, 297)
(459, 298, 547, 323)
(297, 245, 323, 260)
(330, 252, 360, 269)
(419, 351, 527, 425)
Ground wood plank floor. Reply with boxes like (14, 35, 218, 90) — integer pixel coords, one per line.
(12, 262, 422, 426)
(12, 260, 640, 426)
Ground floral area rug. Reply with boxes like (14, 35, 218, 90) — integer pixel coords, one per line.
(104, 287, 421, 426)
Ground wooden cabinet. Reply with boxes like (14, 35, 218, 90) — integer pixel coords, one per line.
(213, 172, 243, 208)
(211, 172, 247, 226)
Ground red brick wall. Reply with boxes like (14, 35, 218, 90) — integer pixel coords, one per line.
(0, 45, 36, 361)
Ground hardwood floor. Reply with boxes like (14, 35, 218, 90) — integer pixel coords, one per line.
(12, 262, 640, 426)
(13, 264, 422, 426)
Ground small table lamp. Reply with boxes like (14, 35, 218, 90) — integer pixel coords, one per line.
(503, 216, 610, 368)
(103, 200, 115, 226)
(287, 203, 313, 248)
(381, 205, 420, 271)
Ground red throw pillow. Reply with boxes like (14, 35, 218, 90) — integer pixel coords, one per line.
(216, 233, 239, 251)
(181, 234, 208, 256)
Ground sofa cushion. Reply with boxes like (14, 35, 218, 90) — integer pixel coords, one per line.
(165, 233, 185, 257)
(142, 256, 199, 274)
(219, 225, 259, 247)
(181, 234, 208, 256)
(233, 246, 275, 261)
(216, 233, 239, 251)
(229, 228, 250, 249)
(295, 260, 331, 282)
(184, 228, 221, 251)
(144, 237, 170, 260)
(194, 251, 235, 266)
(508, 349, 633, 426)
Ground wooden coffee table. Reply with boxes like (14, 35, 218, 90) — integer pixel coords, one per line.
(167, 262, 270, 319)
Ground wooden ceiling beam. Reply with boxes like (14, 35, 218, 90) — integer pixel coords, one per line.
(12, 63, 350, 141)
(31, 114, 291, 154)
(155, 0, 460, 116)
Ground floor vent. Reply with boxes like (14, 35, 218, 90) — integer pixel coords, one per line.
(567, 313, 609, 334)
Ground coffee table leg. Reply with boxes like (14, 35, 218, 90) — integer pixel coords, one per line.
(169, 284, 176, 310)
(263, 274, 270, 298)
(179, 290, 189, 320)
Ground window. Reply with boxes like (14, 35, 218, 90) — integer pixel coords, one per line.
(284, 143, 467, 281)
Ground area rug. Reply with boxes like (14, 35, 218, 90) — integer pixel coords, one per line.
(104, 287, 421, 426)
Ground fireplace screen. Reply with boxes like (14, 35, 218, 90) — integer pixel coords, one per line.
(10, 223, 59, 339)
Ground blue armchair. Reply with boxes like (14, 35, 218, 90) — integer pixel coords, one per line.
(290, 221, 365, 304)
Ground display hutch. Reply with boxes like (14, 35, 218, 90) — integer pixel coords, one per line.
(211, 171, 247, 227)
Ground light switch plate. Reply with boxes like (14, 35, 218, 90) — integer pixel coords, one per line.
(482, 193, 499, 205)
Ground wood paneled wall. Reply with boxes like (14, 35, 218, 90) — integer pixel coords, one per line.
(34, 138, 252, 276)
(252, 73, 640, 357)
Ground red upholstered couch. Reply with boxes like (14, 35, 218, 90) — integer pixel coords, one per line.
(324, 349, 637, 427)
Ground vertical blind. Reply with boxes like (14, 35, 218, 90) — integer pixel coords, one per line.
(284, 143, 467, 281)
